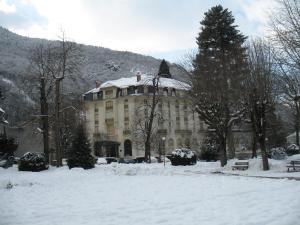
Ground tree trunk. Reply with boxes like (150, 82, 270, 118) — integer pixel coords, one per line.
(54, 79, 62, 167)
(295, 106, 300, 146)
(40, 78, 49, 163)
(259, 137, 269, 170)
(227, 126, 235, 159)
(219, 136, 227, 167)
(251, 130, 257, 158)
(144, 140, 151, 163)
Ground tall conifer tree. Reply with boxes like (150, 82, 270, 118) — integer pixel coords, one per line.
(158, 59, 171, 78)
(67, 124, 95, 169)
(191, 5, 247, 166)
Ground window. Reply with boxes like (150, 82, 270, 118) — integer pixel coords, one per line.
(171, 88, 176, 96)
(94, 108, 99, 113)
(106, 119, 115, 136)
(94, 120, 99, 133)
(148, 86, 154, 94)
(105, 101, 113, 111)
(163, 87, 168, 96)
(137, 86, 144, 94)
(105, 89, 113, 98)
(127, 86, 135, 95)
(97, 91, 103, 100)
(177, 138, 182, 148)
(124, 121, 129, 130)
(175, 100, 180, 110)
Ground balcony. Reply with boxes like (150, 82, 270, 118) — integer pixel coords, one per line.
(175, 129, 192, 135)
(123, 130, 131, 135)
(157, 129, 167, 135)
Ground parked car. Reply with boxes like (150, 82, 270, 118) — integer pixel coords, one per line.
(18, 152, 48, 172)
(97, 157, 108, 165)
(105, 157, 118, 164)
(118, 158, 136, 164)
(0, 156, 14, 169)
(134, 156, 145, 163)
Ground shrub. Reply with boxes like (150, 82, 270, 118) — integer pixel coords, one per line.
(18, 152, 48, 172)
(170, 148, 197, 166)
(199, 139, 218, 161)
(67, 125, 95, 169)
(0, 133, 18, 158)
(286, 144, 300, 156)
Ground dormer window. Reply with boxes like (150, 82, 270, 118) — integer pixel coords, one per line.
(163, 87, 168, 96)
(171, 88, 176, 96)
(127, 86, 135, 95)
(137, 85, 144, 94)
(105, 89, 113, 98)
(148, 86, 154, 94)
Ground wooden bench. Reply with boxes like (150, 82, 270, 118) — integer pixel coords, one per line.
(232, 161, 249, 170)
(286, 160, 300, 172)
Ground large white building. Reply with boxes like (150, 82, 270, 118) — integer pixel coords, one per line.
(83, 73, 206, 159)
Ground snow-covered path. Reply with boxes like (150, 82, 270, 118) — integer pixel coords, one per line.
(1, 164, 300, 225)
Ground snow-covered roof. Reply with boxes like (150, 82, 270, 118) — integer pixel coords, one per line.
(85, 75, 190, 94)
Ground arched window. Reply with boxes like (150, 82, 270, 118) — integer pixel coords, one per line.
(168, 138, 174, 151)
(185, 139, 190, 148)
(177, 138, 182, 148)
(124, 139, 132, 156)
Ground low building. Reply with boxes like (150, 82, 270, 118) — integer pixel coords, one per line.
(83, 73, 206, 159)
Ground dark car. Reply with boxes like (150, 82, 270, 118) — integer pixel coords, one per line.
(118, 158, 136, 164)
(105, 157, 118, 164)
(0, 156, 14, 169)
(134, 156, 145, 163)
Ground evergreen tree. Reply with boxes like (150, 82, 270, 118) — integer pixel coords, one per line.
(67, 124, 95, 169)
(158, 59, 171, 78)
(191, 5, 247, 166)
(0, 132, 18, 158)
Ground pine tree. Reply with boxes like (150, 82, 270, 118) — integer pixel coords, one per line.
(191, 5, 247, 166)
(158, 59, 171, 78)
(67, 124, 95, 169)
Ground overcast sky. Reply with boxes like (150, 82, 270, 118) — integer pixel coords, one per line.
(0, 0, 277, 62)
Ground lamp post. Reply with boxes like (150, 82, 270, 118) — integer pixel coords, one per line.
(162, 136, 166, 167)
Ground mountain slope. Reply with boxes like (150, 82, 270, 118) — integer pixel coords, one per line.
(0, 26, 183, 125)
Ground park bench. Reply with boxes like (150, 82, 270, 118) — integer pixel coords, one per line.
(286, 160, 300, 172)
(232, 160, 249, 170)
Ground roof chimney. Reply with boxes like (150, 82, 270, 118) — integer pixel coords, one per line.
(95, 80, 101, 88)
(136, 72, 141, 82)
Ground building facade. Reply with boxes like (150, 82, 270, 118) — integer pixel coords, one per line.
(83, 74, 206, 159)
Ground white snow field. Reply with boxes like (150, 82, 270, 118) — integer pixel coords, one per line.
(1, 161, 300, 225)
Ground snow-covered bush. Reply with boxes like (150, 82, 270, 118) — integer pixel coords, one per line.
(18, 152, 48, 172)
(170, 148, 197, 166)
(268, 147, 287, 160)
(286, 144, 300, 156)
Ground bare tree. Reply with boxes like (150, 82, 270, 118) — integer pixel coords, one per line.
(270, 0, 300, 145)
(131, 75, 164, 162)
(244, 39, 277, 171)
(49, 33, 82, 166)
(29, 44, 54, 163)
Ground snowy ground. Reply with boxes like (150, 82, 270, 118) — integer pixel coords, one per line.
(1, 159, 300, 225)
